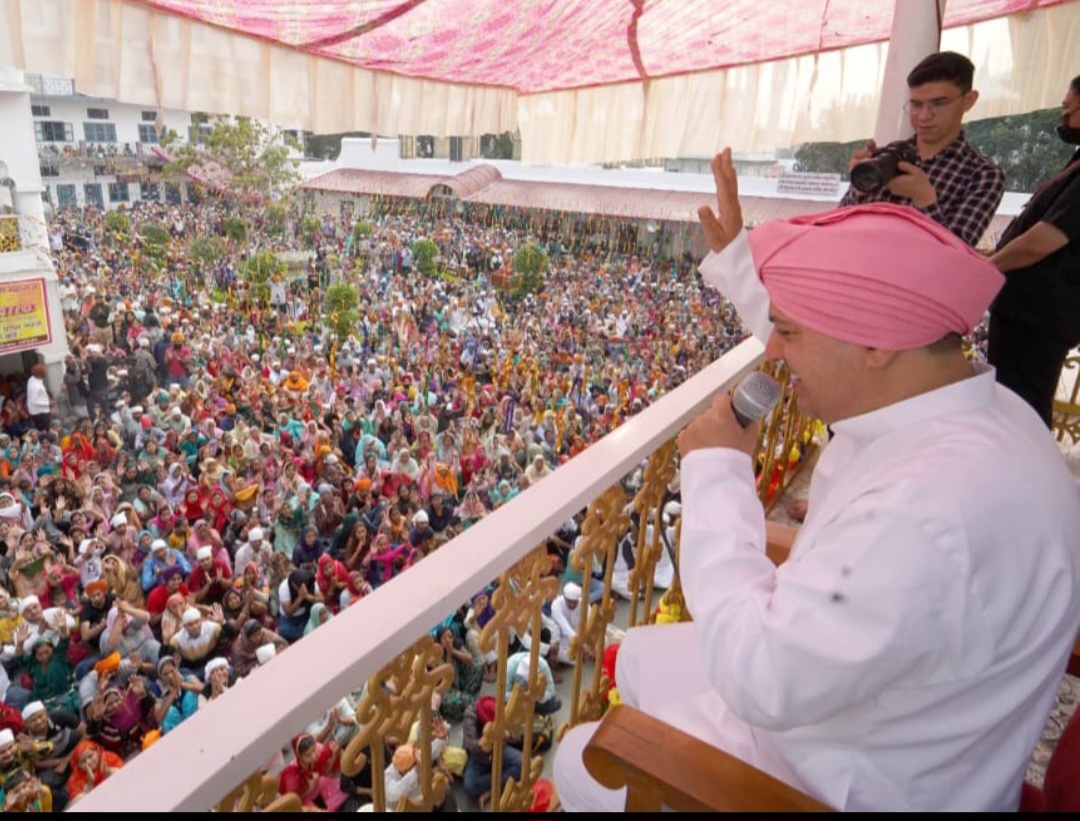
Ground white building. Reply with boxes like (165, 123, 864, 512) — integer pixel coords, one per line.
(0, 68, 68, 392)
(26, 73, 312, 211)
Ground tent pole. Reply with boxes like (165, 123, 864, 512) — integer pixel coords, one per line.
(873, 0, 947, 145)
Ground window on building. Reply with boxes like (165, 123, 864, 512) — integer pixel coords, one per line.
(141, 181, 159, 202)
(83, 122, 117, 143)
(141, 110, 157, 122)
(138, 124, 159, 144)
(165, 183, 182, 204)
(86, 107, 109, 120)
(39, 164, 59, 178)
(108, 182, 130, 203)
(188, 124, 213, 145)
(34, 121, 73, 142)
(56, 184, 76, 207)
(190, 112, 210, 124)
(449, 136, 463, 162)
(31, 104, 50, 117)
(83, 183, 104, 208)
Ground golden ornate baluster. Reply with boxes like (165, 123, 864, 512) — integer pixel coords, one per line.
(344, 636, 455, 812)
(628, 440, 677, 628)
(477, 545, 560, 812)
(216, 772, 301, 812)
(557, 484, 630, 740)
(655, 513, 690, 623)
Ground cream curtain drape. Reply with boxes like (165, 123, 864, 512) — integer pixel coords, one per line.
(1, 0, 1077, 165)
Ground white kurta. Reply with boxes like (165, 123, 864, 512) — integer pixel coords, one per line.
(550, 595, 581, 663)
(555, 232, 1080, 812)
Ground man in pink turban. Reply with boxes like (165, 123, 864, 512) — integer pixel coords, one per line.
(554, 149, 1080, 814)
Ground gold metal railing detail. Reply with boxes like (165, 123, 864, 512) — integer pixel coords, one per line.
(557, 483, 630, 741)
(627, 439, 677, 629)
(755, 362, 813, 511)
(343, 635, 455, 813)
(216, 772, 301, 812)
(1052, 356, 1080, 444)
(478, 545, 560, 812)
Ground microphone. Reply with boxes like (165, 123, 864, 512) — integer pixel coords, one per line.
(730, 371, 782, 428)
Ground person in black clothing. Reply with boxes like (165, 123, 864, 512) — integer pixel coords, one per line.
(75, 581, 114, 680)
(424, 495, 456, 540)
(83, 345, 111, 421)
(988, 74, 1080, 426)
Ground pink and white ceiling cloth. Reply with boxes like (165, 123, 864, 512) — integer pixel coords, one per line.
(2, 0, 1078, 163)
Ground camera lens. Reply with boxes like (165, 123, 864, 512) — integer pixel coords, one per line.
(850, 161, 886, 193)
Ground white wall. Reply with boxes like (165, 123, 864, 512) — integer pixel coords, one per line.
(31, 96, 191, 153)
(0, 68, 69, 390)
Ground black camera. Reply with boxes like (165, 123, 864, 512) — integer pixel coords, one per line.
(850, 141, 920, 193)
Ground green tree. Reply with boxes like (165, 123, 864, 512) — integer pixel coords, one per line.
(162, 115, 300, 199)
(103, 210, 130, 236)
(244, 250, 285, 305)
(792, 139, 866, 177)
(411, 239, 439, 276)
(512, 242, 549, 277)
(300, 215, 323, 248)
(266, 203, 287, 235)
(324, 283, 360, 342)
(510, 242, 548, 297)
(222, 215, 247, 243)
(966, 109, 1074, 192)
(139, 223, 170, 246)
(190, 236, 226, 268)
(353, 220, 374, 241)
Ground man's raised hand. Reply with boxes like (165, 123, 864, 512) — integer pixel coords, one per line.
(697, 148, 745, 254)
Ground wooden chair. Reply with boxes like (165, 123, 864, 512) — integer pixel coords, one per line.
(583, 522, 1080, 811)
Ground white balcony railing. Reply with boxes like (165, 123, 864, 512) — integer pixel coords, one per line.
(74, 338, 766, 812)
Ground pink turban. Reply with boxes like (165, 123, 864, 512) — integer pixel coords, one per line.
(749, 203, 1004, 351)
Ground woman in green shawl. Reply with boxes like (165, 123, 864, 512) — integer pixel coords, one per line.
(304, 602, 332, 636)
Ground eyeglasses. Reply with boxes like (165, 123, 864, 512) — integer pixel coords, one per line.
(903, 95, 964, 115)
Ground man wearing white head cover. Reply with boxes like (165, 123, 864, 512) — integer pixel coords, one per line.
(233, 527, 273, 580)
(170, 607, 223, 677)
(555, 149, 1080, 813)
(550, 582, 582, 665)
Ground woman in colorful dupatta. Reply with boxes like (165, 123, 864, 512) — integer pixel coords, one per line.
(66, 739, 123, 803)
(177, 486, 206, 523)
(277, 733, 345, 811)
(315, 554, 349, 613)
(86, 680, 157, 759)
(465, 590, 498, 682)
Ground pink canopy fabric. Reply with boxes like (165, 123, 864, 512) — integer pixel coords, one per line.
(5, 0, 1077, 164)
(138, 0, 1069, 93)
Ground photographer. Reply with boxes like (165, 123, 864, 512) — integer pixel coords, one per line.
(841, 52, 1004, 248)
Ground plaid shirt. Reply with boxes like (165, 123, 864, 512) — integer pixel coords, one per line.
(841, 133, 1004, 248)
